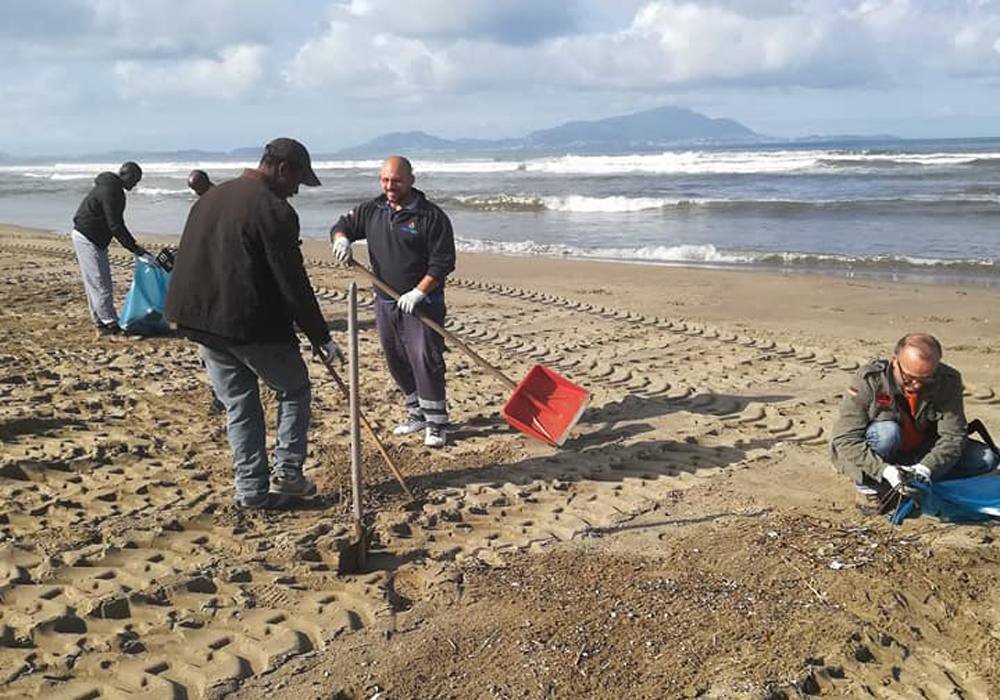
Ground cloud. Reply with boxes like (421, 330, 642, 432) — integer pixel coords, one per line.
(0, 0, 94, 39)
(8, 0, 1000, 152)
(336, 0, 579, 44)
(547, 1, 876, 89)
(115, 45, 268, 100)
(287, 22, 453, 93)
(288, 1, 880, 96)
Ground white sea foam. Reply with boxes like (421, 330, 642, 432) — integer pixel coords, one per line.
(455, 237, 752, 264)
(541, 195, 679, 212)
(4, 148, 1000, 179)
(20, 172, 93, 180)
(454, 236, 1000, 271)
(453, 193, 693, 212)
(134, 186, 192, 197)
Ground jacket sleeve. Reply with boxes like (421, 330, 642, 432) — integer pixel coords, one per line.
(425, 208, 456, 281)
(102, 187, 140, 254)
(921, 371, 968, 477)
(263, 202, 331, 348)
(330, 203, 367, 242)
(830, 373, 885, 482)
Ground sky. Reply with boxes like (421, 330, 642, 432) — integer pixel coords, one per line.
(5, 0, 1000, 155)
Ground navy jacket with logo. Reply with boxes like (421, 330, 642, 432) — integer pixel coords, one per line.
(330, 188, 456, 301)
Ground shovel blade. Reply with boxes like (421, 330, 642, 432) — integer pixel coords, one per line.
(502, 365, 589, 446)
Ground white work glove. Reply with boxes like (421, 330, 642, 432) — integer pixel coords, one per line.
(137, 252, 157, 267)
(397, 288, 427, 314)
(908, 463, 933, 483)
(332, 237, 352, 264)
(881, 465, 904, 489)
(318, 338, 345, 365)
(882, 464, 930, 495)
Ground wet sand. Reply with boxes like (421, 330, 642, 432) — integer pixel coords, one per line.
(3, 224, 1000, 699)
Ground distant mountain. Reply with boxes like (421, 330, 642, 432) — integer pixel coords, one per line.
(522, 106, 757, 150)
(333, 106, 761, 157)
(332, 130, 518, 158)
(5, 108, 906, 162)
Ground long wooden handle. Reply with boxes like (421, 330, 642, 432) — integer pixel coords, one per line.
(321, 355, 415, 500)
(350, 261, 517, 391)
(347, 282, 364, 541)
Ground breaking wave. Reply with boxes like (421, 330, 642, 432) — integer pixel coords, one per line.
(454, 236, 1000, 278)
(448, 193, 1000, 214)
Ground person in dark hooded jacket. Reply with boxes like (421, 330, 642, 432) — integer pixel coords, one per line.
(70, 161, 153, 336)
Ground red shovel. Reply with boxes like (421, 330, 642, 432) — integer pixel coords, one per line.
(350, 262, 589, 446)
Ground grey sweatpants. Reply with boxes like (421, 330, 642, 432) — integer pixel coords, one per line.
(374, 298, 448, 426)
(71, 229, 117, 326)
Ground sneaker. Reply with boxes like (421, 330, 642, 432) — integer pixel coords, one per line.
(424, 424, 448, 448)
(269, 473, 318, 498)
(855, 482, 891, 516)
(393, 418, 428, 435)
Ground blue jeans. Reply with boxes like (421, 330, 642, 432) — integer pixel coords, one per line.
(864, 421, 996, 482)
(200, 342, 311, 502)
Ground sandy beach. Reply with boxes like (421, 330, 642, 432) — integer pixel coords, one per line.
(4, 223, 1000, 699)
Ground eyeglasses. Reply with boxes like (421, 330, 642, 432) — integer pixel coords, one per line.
(895, 358, 936, 388)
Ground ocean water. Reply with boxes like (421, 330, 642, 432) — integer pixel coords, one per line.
(3, 137, 1000, 285)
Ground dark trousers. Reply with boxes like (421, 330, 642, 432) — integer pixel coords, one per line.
(374, 299, 448, 425)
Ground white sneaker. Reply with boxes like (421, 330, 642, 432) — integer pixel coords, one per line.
(424, 425, 447, 448)
(393, 418, 428, 435)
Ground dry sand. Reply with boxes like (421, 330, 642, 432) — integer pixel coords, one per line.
(3, 224, 1000, 699)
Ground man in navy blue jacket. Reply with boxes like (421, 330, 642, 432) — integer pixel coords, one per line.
(330, 156, 456, 447)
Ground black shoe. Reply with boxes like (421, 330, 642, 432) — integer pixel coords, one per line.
(269, 473, 318, 498)
(235, 493, 282, 510)
(96, 322, 122, 337)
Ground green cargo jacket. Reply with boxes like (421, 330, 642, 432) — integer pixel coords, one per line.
(830, 359, 967, 483)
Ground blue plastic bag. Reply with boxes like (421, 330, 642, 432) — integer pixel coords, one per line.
(894, 474, 1000, 523)
(120, 260, 171, 335)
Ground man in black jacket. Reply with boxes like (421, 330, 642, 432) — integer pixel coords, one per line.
(70, 161, 153, 335)
(330, 156, 456, 448)
(165, 138, 341, 509)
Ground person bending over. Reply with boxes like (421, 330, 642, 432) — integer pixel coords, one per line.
(70, 161, 154, 336)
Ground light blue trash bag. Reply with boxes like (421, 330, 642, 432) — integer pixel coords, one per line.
(120, 259, 171, 335)
(893, 473, 1000, 524)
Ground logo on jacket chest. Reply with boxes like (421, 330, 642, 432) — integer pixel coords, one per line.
(397, 219, 419, 235)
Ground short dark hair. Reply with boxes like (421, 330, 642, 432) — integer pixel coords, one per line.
(119, 161, 142, 180)
(894, 333, 942, 362)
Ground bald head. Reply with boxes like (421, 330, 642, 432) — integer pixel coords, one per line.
(383, 156, 412, 175)
(892, 333, 942, 392)
(894, 333, 942, 364)
(380, 156, 415, 208)
(187, 169, 213, 197)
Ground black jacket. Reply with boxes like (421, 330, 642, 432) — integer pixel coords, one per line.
(164, 170, 330, 348)
(331, 188, 456, 300)
(72, 172, 141, 253)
